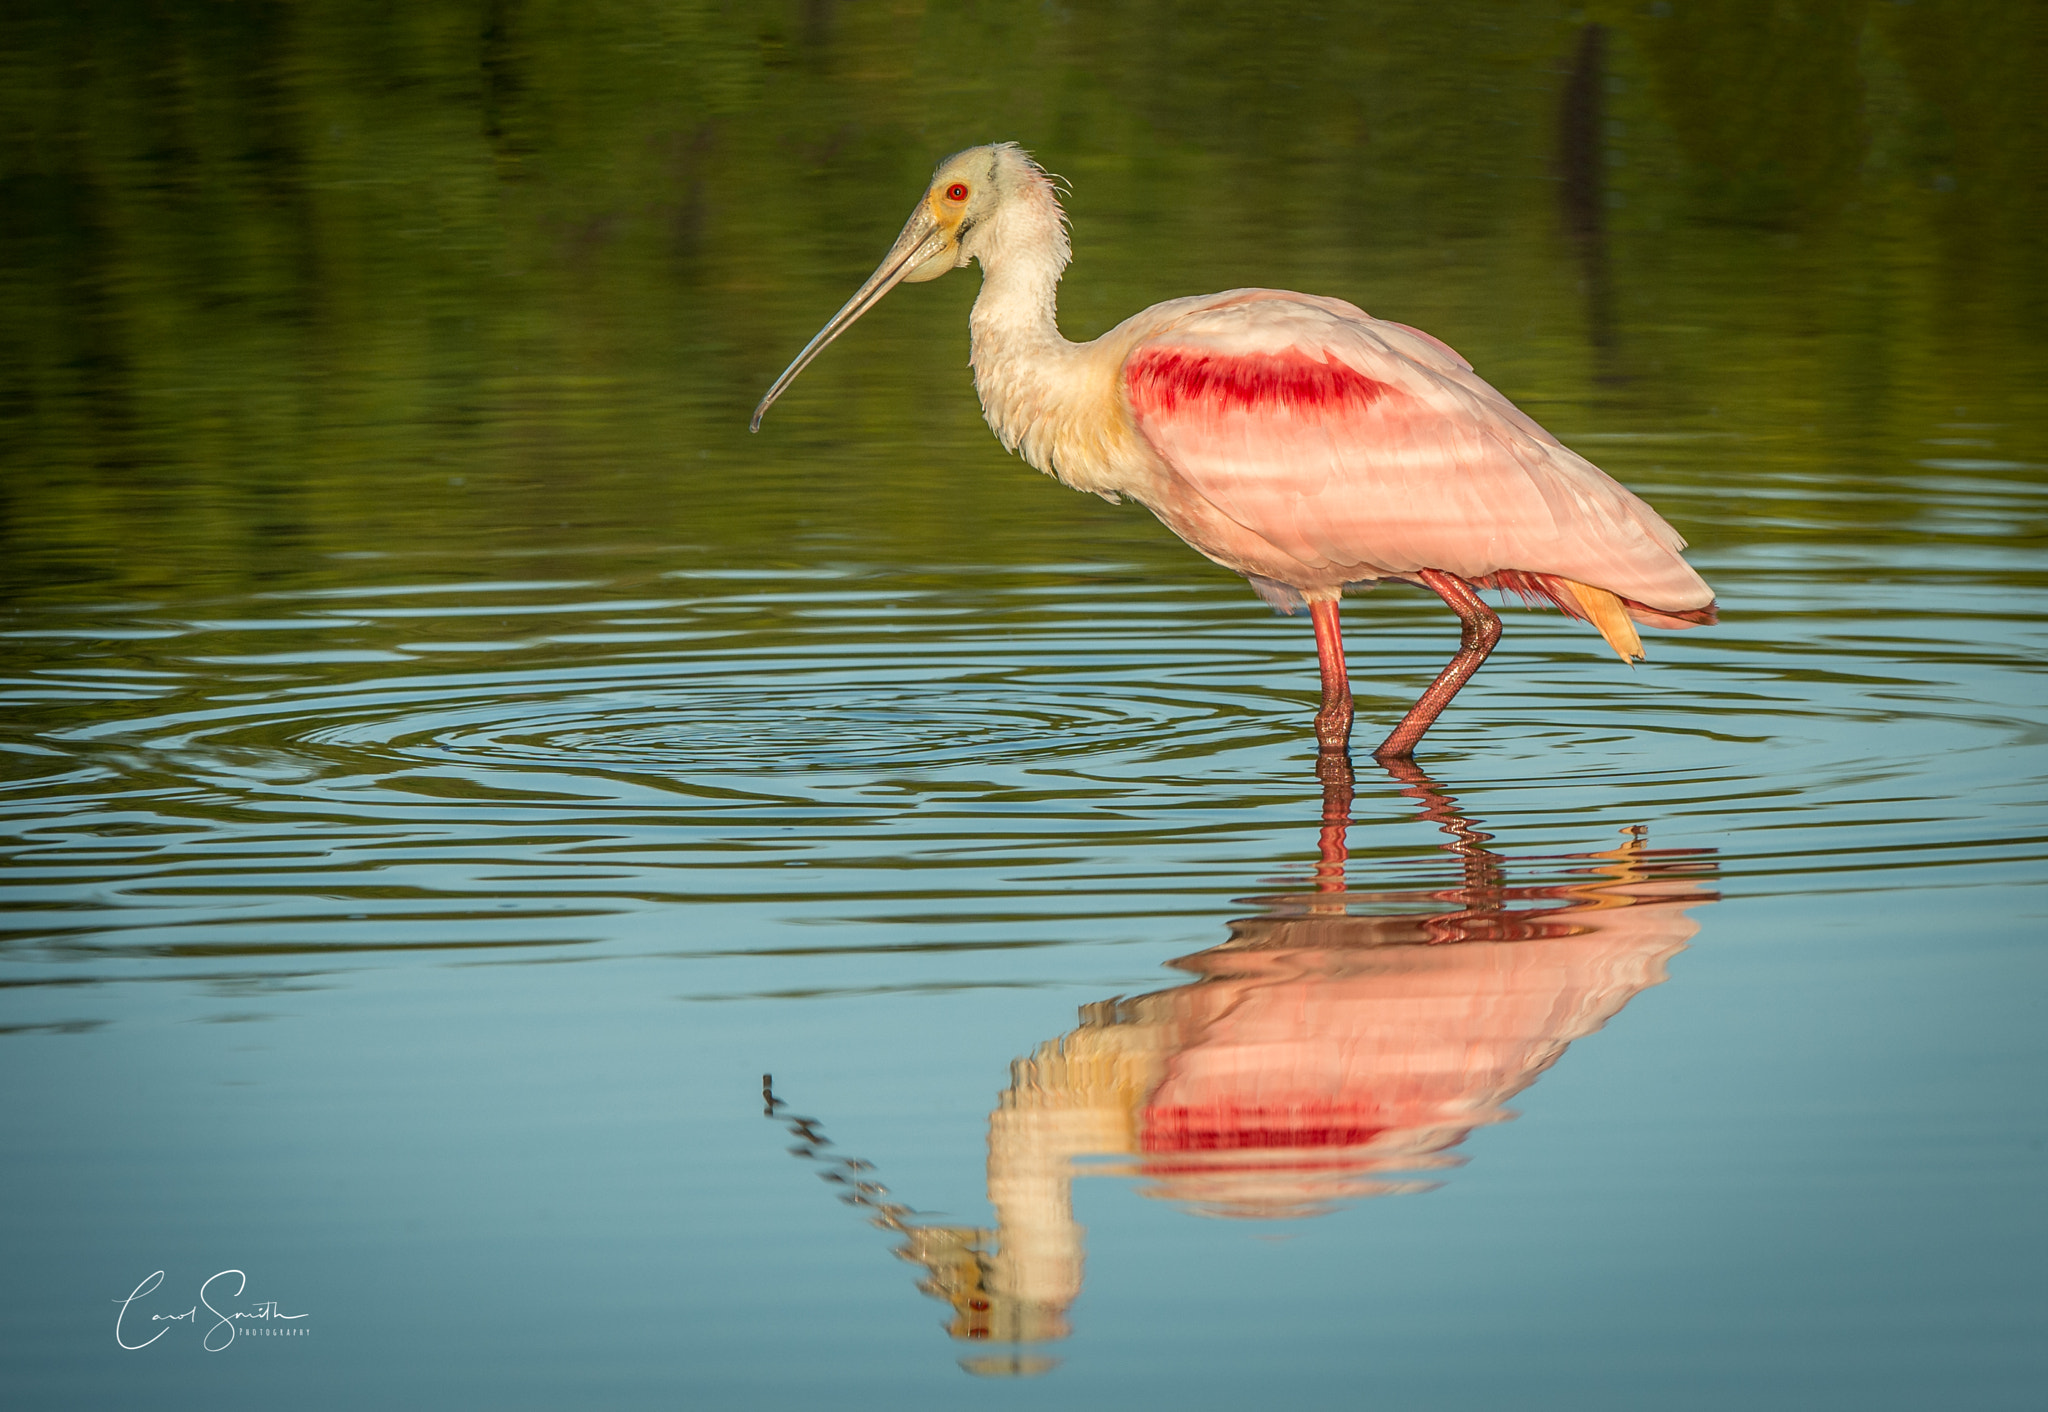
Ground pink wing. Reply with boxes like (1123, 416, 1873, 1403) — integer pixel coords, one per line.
(1121, 292, 1714, 614)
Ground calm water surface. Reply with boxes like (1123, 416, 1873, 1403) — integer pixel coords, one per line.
(3, 3, 2045, 1408)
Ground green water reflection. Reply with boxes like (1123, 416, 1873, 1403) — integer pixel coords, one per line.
(2, 0, 2043, 611)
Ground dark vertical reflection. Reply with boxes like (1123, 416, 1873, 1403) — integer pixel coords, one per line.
(1558, 22, 1617, 374)
(481, 0, 539, 171)
(769, 766, 1718, 1373)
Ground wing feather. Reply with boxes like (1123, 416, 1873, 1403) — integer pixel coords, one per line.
(1121, 294, 1713, 614)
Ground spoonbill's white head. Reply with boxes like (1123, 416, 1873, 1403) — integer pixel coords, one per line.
(751, 143, 1057, 430)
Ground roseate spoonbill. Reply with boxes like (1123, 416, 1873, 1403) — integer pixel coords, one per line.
(751, 143, 1716, 759)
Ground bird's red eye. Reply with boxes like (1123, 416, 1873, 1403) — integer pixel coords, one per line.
(946, 183, 969, 201)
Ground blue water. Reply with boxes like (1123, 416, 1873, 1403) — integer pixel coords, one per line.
(4, 535, 2045, 1407)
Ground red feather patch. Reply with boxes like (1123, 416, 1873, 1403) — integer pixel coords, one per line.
(1126, 346, 1396, 418)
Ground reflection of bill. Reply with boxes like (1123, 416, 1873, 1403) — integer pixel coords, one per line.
(768, 762, 1717, 1373)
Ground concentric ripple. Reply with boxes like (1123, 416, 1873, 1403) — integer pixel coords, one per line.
(2, 550, 2045, 985)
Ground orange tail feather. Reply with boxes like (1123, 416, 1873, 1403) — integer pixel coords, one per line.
(1551, 577, 1644, 664)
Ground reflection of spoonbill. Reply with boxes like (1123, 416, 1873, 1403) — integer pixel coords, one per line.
(764, 759, 1718, 1354)
(752, 144, 1716, 759)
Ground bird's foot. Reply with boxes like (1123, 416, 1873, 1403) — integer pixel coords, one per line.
(1313, 706, 1352, 756)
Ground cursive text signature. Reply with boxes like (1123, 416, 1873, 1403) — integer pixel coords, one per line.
(115, 1269, 309, 1351)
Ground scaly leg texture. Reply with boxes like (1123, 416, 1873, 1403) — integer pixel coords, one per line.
(1373, 570, 1502, 760)
(1309, 598, 1352, 755)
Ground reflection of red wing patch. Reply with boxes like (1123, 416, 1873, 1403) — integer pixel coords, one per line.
(1141, 1102, 1390, 1153)
(1126, 347, 1396, 418)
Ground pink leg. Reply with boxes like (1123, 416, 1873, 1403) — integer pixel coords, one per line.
(1372, 569, 1502, 761)
(1309, 598, 1352, 755)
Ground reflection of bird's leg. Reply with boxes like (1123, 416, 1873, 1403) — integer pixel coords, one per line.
(1375, 756, 1507, 928)
(1314, 750, 1355, 894)
(1378, 757, 1497, 863)
(1374, 571, 1503, 761)
(1310, 598, 1353, 755)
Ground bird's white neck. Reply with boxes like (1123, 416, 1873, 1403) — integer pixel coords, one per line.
(966, 177, 1083, 472)
(968, 191, 1070, 352)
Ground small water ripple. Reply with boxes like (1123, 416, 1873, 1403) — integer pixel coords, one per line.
(2, 552, 2044, 981)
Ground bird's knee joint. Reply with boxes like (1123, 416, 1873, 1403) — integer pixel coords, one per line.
(1463, 629, 1500, 654)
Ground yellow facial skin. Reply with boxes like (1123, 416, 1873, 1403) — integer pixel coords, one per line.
(904, 165, 983, 282)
